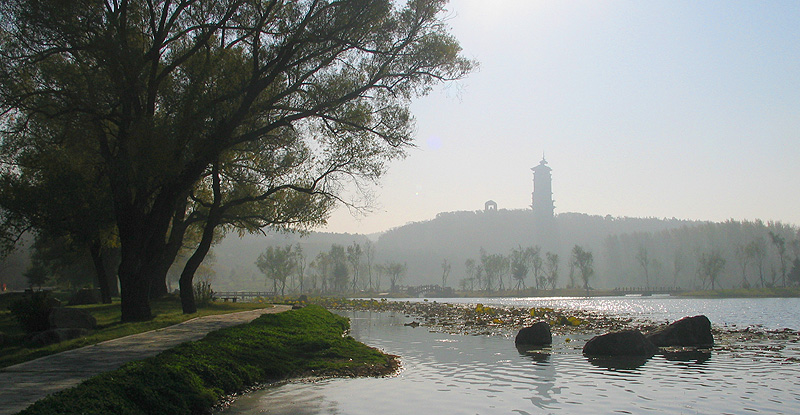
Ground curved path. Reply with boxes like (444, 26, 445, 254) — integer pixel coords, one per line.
(0, 305, 292, 415)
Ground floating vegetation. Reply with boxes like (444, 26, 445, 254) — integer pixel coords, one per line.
(312, 298, 634, 337)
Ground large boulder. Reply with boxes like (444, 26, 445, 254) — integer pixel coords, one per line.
(68, 288, 100, 305)
(29, 328, 89, 347)
(515, 321, 552, 346)
(49, 307, 97, 330)
(646, 315, 714, 347)
(583, 329, 658, 356)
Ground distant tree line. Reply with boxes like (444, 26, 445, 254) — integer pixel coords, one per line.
(371, 211, 800, 292)
(254, 240, 407, 295)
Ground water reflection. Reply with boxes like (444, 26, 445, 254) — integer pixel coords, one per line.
(662, 350, 712, 364)
(220, 310, 800, 415)
(515, 346, 560, 410)
(514, 345, 551, 363)
(586, 355, 650, 370)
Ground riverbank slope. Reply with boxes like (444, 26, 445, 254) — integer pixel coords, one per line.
(16, 305, 397, 415)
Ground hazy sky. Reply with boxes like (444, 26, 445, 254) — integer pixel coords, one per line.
(321, 0, 800, 235)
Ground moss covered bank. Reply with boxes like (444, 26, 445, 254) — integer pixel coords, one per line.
(17, 305, 397, 415)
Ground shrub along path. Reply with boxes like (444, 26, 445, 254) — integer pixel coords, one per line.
(0, 305, 291, 415)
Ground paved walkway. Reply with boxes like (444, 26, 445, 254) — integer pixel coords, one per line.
(0, 305, 292, 415)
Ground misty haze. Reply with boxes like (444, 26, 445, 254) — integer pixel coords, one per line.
(1, 1, 799, 415)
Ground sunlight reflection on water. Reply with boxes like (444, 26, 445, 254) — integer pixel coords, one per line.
(401, 296, 800, 330)
(220, 303, 800, 415)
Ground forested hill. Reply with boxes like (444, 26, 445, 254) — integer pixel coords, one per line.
(377, 210, 698, 259)
(373, 210, 702, 287)
(211, 209, 798, 292)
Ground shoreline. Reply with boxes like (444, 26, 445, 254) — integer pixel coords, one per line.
(316, 298, 800, 354)
(16, 305, 397, 415)
(342, 286, 800, 300)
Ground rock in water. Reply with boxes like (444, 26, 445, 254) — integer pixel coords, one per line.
(583, 329, 658, 356)
(646, 315, 714, 347)
(49, 307, 97, 330)
(515, 321, 552, 346)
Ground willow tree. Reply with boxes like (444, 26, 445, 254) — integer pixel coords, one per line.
(0, 0, 473, 321)
(571, 245, 594, 295)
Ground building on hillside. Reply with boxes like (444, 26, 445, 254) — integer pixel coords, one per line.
(531, 156, 554, 220)
(531, 156, 559, 255)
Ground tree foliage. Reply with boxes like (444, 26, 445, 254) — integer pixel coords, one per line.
(381, 261, 406, 292)
(255, 245, 295, 295)
(697, 250, 726, 290)
(0, 0, 473, 320)
(545, 252, 559, 290)
(571, 245, 594, 294)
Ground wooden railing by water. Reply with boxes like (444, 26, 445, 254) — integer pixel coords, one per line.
(214, 291, 276, 302)
(613, 287, 683, 295)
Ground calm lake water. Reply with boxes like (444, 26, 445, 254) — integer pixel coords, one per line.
(219, 297, 800, 415)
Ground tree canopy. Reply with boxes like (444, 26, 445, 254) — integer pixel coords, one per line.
(0, 0, 473, 320)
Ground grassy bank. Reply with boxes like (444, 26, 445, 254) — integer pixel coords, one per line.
(17, 305, 397, 415)
(0, 296, 269, 369)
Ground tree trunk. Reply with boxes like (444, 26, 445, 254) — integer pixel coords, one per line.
(115, 200, 175, 322)
(178, 271, 197, 314)
(179, 217, 219, 314)
(89, 241, 113, 304)
(119, 261, 153, 322)
(151, 196, 190, 299)
(180, 163, 223, 314)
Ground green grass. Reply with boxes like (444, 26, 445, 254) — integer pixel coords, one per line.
(17, 305, 396, 415)
(0, 296, 270, 369)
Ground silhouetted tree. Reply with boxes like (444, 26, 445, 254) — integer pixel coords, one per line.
(672, 250, 684, 288)
(510, 247, 531, 291)
(0, 0, 473, 321)
(697, 250, 726, 290)
(480, 249, 508, 292)
(636, 245, 651, 290)
(347, 242, 363, 293)
(256, 246, 295, 296)
(365, 241, 376, 291)
(293, 245, 307, 293)
(545, 252, 559, 290)
(530, 247, 544, 290)
(463, 258, 477, 292)
(769, 231, 788, 287)
(748, 238, 768, 288)
(735, 243, 751, 288)
(311, 252, 331, 293)
(571, 245, 594, 295)
(384, 262, 406, 293)
(441, 259, 451, 288)
(24, 263, 49, 290)
(329, 245, 349, 292)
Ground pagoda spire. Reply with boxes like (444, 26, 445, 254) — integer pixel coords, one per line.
(531, 156, 554, 219)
